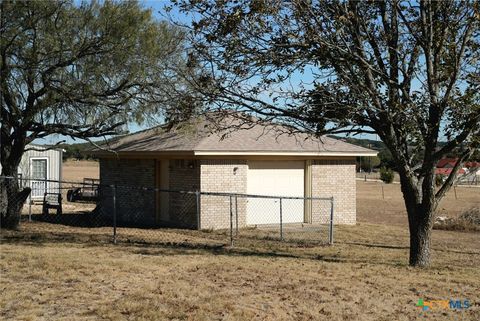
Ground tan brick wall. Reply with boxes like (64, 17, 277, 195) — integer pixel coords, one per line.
(99, 158, 156, 226)
(168, 159, 200, 228)
(199, 160, 247, 229)
(311, 159, 356, 224)
(99, 157, 357, 229)
(99, 158, 201, 228)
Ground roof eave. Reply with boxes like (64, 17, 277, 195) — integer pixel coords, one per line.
(193, 151, 378, 157)
(93, 150, 196, 158)
(93, 149, 378, 158)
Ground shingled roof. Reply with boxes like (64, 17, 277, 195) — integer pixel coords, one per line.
(95, 115, 377, 156)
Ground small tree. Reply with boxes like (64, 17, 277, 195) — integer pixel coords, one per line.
(380, 167, 395, 184)
(0, 0, 191, 229)
(359, 156, 381, 172)
(378, 149, 396, 170)
(435, 175, 445, 187)
(174, 0, 480, 266)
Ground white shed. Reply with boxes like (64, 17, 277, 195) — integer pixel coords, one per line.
(1, 145, 64, 200)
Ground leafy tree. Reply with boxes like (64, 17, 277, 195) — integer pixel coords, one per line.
(435, 174, 445, 187)
(358, 156, 381, 172)
(0, 0, 190, 229)
(378, 148, 396, 170)
(62, 143, 92, 160)
(380, 167, 395, 184)
(175, 0, 480, 266)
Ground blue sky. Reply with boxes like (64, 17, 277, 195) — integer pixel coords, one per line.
(41, 1, 380, 144)
(143, 1, 380, 141)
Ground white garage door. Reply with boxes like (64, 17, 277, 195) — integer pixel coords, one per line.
(247, 161, 305, 225)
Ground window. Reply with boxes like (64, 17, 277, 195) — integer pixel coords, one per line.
(32, 159, 47, 179)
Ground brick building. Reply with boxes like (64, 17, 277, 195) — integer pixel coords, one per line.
(94, 115, 376, 229)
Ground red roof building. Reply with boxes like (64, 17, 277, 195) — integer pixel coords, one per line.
(437, 158, 457, 168)
(465, 161, 480, 169)
(435, 168, 466, 176)
(436, 158, 480, 173)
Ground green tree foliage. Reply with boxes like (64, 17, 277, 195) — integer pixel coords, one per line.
(175, 0, 480, 266)
(61, 142, 96, 160)
(358, 156, 381, 172)
(377, 149, 396, 170)
(380, 167, 395, 184)
(435, 174, 445, 187)
(0, 0, 191, 228)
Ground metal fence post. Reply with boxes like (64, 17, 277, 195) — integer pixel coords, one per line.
(279, 197, 283, 241)
(235, 195, 238, 236)
(229, 195, 234, 247)
(329, 197, 334, 245)
(195, 190, 201, 230)
(112, 184, 117, 245)
(28, 183, 32, 222)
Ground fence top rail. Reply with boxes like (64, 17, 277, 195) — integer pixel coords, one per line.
(200, 191, 333, 201)
(0, 176, 333, 201)
(1, 176, 91, 186)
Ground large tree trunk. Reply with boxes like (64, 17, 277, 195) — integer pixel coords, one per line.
(0, 178, 31, 229)
(407, 206, 433, 267)
(0, 155, 30, 230)
(399, 171, 436, 267)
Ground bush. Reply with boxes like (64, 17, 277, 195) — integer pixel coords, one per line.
(434, 207, 480, 232)
(459, 207, 480, 225)
(435, 174, 445, 187)
(380, 167, 394, 184)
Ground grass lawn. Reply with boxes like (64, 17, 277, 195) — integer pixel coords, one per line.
(1, 222, 479, 321)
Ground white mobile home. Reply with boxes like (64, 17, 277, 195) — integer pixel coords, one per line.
(1, 145, 63, 200)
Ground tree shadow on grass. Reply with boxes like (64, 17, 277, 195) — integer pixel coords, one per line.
(3, 227, 476, 267)
(339, 241, 480, 256)
(22, 213, 108, 228)
(341, 241, 410, 250)
(0, 229, 406, 267)
(0, 230, 113, 247)
(103, 241, 414, 267)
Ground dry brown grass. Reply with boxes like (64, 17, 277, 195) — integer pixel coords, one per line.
(62, 160, 99, 182)
(3, 162, 476, 320)
(1, 222, 479, 321)
(357, 180, 480, 226)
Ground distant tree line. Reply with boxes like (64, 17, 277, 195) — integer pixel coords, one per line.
(336, 136, 480, 172)
(59, 143, 97, 161)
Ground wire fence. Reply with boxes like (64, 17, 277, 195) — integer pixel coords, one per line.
(356, 171, 480, 185)
(0, 176, 335, 247)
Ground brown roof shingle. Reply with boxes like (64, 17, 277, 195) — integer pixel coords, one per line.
(98, 116, 376, 156)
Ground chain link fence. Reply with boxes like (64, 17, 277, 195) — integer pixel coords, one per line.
(226, 194, 334, 246)
(356, 170, 480, 185)
(1, 176, 334, 247)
